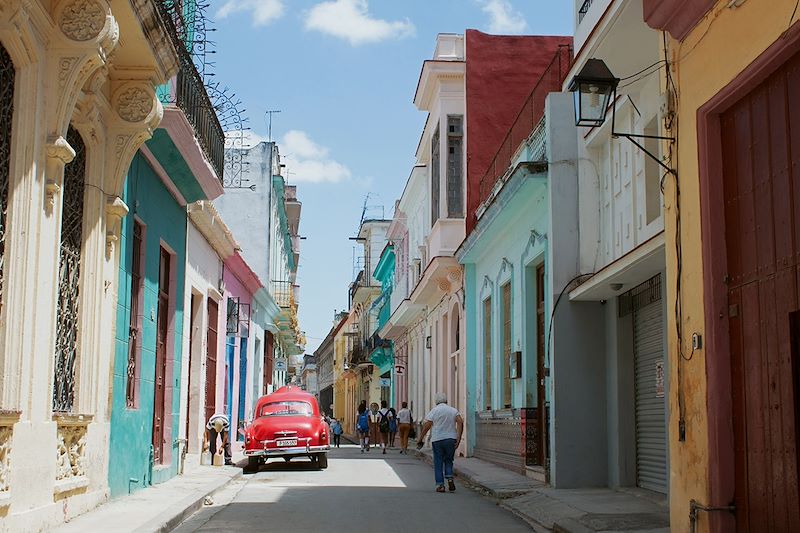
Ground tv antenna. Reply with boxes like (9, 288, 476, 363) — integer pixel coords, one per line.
(265, 109, 281, 142)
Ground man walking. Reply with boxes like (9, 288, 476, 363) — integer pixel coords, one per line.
(417, 393, 463, 493)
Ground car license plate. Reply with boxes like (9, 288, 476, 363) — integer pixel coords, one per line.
(276, 438, 297, 447)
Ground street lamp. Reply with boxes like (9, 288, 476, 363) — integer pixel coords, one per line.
(568, 58, 676, 177)
(568, 59, 618, 127)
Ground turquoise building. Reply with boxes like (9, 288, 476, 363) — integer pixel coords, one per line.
(108, 8, 226, 493)
(370, 244, 395, 405)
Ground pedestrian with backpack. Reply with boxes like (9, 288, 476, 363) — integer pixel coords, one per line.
(377, 400, 394, 454)
(356, 404, 371, 453)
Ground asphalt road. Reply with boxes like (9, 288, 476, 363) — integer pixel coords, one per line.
(172, 444, 532, 533)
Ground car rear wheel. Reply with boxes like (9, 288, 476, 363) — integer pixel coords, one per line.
(283, 457, 291, 462)
(244, 456, 260, 474)
(317, 453, 328, 469)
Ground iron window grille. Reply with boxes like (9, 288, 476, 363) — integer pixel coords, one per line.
(618, 274, 663, 317)
(0, 44, 13, 316)
(226, 296, 251, 336)
(53, 126, 86, 413)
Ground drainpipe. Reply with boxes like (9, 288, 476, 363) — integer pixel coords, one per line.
(148, 445, 154, 486)
(689, 499, 735, 533)
(128, 478, 140, 494)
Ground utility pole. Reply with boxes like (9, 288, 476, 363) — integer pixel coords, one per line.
(265, 109, 281, 142)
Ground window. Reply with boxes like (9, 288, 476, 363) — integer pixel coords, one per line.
(431, 124, 440, 226)
(53, 125, 86, 413)
(126, 220, 144, 408)
(446, 116, 464, 218)
(483, 297, 492, 410)
(502, 283, 512, 409)
(259, 401, 313, 417)
(0, 43, 15, 314)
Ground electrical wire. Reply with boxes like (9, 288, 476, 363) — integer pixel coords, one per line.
(791, 0, 800, 28)
(619, 60, 667, 81)
(544, 273, 594, 370)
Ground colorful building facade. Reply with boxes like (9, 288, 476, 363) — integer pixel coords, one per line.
(0, 0, 180, 527)
(643, 0, 800, 530)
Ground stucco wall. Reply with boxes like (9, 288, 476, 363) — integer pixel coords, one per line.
(465, 30, 572, 233)
(179, 223, 223, 456)
(664, 1, 799, 530)
(109, 153, 187, 497)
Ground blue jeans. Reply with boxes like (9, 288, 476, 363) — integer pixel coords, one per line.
(431, 438, 456, 486)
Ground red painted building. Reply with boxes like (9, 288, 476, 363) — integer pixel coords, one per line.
(465, 31, 572, 234)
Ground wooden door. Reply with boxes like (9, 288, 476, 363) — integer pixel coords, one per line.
(205, 299, 218, 422)
(536, 264, 547, 466)
(723, 50, 800, 532)
(153, 248, 170, 464)
(263, 332, 273, 394)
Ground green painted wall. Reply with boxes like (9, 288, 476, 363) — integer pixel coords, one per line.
(109, 153, 187, 497)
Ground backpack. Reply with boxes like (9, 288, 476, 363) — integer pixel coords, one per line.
(379, 410, 390, 433)
(357, 411, 370, 433)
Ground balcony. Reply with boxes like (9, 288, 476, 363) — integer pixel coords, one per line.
(578, 0, 594, 24)
(477, 45, 572, 211)
(349, 270, 380, 307)
(154, 0, 225, 180)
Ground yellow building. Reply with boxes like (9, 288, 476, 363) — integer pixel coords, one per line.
(333, 311, 353, 432)
(645, 0, 800, 530)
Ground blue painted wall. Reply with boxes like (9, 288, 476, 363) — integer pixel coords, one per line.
(108, 153, 187, 497)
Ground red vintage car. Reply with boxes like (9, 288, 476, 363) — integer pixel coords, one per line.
(243, 385, 330, 471)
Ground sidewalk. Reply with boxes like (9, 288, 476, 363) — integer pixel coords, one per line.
(416, 449, 669, 533)
(54, 457, 243, 533)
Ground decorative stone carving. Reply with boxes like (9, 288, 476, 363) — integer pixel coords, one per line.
(45, 135, 76, 209)
(437, 278, 451, 293)
(105, 195, 128, 259)
(55, 422, 87, 480)
(446, 267, 462, 285)
(0, 426, 11, 493)
(115, 86, 153, 123)
(58, 0, 106, 42)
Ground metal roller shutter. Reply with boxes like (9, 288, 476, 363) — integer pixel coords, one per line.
(633, 295, 667, 493)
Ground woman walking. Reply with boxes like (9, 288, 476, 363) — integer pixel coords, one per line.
(388, 406, 398, 448)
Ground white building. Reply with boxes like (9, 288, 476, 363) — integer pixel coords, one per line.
(380, 34, 467, 454)
(215, 142, 304, 393)
(549, 0, 669, 495)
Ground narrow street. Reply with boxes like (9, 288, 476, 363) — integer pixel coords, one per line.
(173, 445, 531, 533)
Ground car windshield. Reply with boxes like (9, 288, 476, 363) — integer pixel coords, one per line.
(259, 401, 313, 417)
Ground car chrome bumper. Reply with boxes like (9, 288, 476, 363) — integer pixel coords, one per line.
(244, 444, 330, 457)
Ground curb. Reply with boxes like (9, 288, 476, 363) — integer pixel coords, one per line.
(133, 465, 243, 533)
(412, 449, 551, 531)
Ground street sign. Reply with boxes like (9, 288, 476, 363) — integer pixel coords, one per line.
(395, 365, 405, 375)
(274, 359, 288, 372)
(379, 378, 391, 387)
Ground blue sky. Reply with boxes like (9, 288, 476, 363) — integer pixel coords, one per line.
(211, 0, 573, 352)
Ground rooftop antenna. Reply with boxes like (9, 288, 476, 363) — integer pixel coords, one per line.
(265, 109, 281, 142)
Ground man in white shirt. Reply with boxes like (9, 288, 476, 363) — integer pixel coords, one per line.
(417, 392, 464, 492)
(377, 400, 394, 454)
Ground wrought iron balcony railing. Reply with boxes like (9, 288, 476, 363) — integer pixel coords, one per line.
(155, 0, 225, 180)
(477, 45, 572, 209)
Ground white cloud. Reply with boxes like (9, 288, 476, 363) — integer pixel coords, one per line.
(280, 130, 352, 184)
(480, 0, 527, 34)
(305, 0, 415, 46)
(217, 0, 285, 27)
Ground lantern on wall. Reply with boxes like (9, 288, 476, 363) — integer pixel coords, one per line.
(567, 58, 619, 127)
